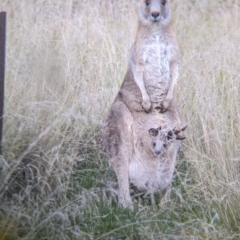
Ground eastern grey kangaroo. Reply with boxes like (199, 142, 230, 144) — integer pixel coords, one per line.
(102, 0, 183, 209)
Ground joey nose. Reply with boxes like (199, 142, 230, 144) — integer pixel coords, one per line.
(154, 147, 162, 155)
(155, 150, 161, 155)
(151, 11, 160, 19)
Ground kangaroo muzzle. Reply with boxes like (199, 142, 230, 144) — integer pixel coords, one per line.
(150, 1, 161, 22)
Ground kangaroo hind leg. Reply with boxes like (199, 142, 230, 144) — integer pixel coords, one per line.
(105, 101, 134, 209)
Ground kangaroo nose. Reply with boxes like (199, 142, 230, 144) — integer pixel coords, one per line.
(151, 11, 160, 18)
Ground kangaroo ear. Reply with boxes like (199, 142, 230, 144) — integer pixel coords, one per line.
(149, 128, 158, 137)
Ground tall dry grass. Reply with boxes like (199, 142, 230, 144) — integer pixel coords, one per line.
(0, 0, 240, 239)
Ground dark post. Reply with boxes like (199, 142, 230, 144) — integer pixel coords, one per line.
(0, 12, 6, 154)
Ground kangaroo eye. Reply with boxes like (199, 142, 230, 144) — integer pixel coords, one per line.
(162, 0, 166, 6)
(163, 144, 167, 148)
(145, 0, 150, 6)
(152, 142, 156, 147)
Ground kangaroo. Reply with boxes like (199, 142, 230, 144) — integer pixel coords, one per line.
(118, 0, 179, 113)
(102, 0, 183, 209)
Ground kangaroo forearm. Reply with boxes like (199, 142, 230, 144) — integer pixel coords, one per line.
(134, 71, 149, 101)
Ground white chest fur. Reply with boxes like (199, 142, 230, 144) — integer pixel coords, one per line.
(144, 35, 170, 71)
(142, 35, 173, 102)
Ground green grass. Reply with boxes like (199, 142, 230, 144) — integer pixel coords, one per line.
(0, 0, 240, 239)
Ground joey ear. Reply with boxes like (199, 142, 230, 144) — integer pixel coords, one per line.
(149, 128, 158, 137)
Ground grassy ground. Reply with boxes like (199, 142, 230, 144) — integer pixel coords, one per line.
(0, 0, 240, 239)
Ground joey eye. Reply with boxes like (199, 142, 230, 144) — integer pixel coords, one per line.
(161, 0, 166, 6)
(163, 144, 167, 148)
(145, 0, 150, 6)
(152, 142, 156, 147)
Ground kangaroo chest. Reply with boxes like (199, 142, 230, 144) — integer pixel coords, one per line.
(143, 35, 172, 102)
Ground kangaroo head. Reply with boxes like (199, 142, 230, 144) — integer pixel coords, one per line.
(149, 124, 187, 156)
(139, 0, 171, 25)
